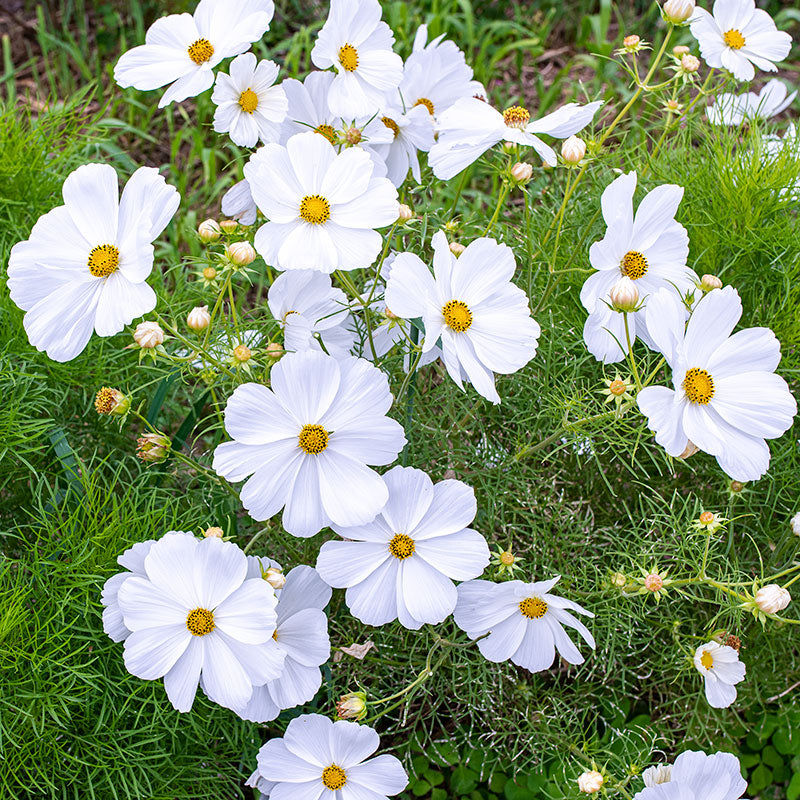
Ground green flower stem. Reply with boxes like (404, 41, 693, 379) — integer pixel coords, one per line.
(202, 270, 231, 351)
(336, 269, 380, 362)
(227, 275, 241, 338)
(483, 181, 510, 236)
(243, 526, 271, 555)
(623, 313, 643, 393)
(156, 316, 237, 378)
(548, 164, 587, 273)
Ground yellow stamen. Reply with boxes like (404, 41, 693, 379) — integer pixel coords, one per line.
(442, 300, 473, 333)
(389, 533, 415, 560)
(414, 97, 435, 115)
(298, 424, 329, 454)
(620, 250, 648, 280)
(314, 124, 337, 144)
(700, 650, 714, 669)
(519, 597, 548, 619)
(338, 44, 358, 72)
(238, 88, 259, 113)
(186, 608, 215, 636)
(87, 244, 120, 278)
(299, 195, 331, 225)
(382, 116, 400, 139)
(322, 764, 347, 790)
(683, 367, 714, 405)
(502, 105, 530, 129)
(723, 29, 746, 49)
(187, 38, 214, 65)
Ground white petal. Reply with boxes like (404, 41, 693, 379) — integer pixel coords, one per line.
(123, 624, 191, 679)
(163, 636, 204, 712)
(411, 478, 477, 539)
(414, 529, 490, 580)
(316, 540, 389, 588)
(214, 578, 277, 643)
(347, 754, 409, 795)
(510, 621, 556, 672)
(344, 557, 399, 625)
(330, 720, 379, 768)
(200, 633, 253, 710)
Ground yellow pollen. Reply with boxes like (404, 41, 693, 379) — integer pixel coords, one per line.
(442, 300, 473, 333)
(238, 88, 259, 113)
(700, 650, 714, 669)
(609, 379, 627, 396)
(314, 124, 337, 144)
(299, 194, 331, 225)
(389, 533, 415, 560)
(683, 367, 715, 405)
(338, 43, 358, 72)
(94, 387, 115, 414)
(186, 608, 215, 636)
(723, 29, 746, 49)
(187, 38, 214, 65)
(298, 424, 329, 455)
(87, 244, 120, 278)
(322, 764, 347, 790)
(382, 116, 400, 139)
(620, 250, 648, 280)
(272, 629, 278, 641)
(502, 105, 530, 129)
(519, 597, 548, 619)
(414, 97, 435, 115)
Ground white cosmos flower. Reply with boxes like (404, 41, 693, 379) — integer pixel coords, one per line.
(222, 178, 258, 225)
(8, 163, 179, 362)
(763, 123, 800, 199)
(114, 0, 274, 108)
(707, 78, 797, 124)
(114, 533, 283, 713)
(213, 350, 406, 537)
(385, 231, 540, 404)
(580, 171, 696, 364)
(244, 131, 399, 273)
(267, 269, 356, 357)
(369, 105, 435, 186)
(693, 641, 746, 708)
(689, 0, 791, 82)
(454, 577, 595, 673)
(637, 286, 797, 481)
(429, 96, 603, 180)
(231, 565, 332, 723)
(634, 751, 746, 800)
(211, 53, 288, 147)
(316, 465, 490, 629)
(311, 0, 403, 119)
(279, 72, 341, 144)
(254, 714, 408, 800)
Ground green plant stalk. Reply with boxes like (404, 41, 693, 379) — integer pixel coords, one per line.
(623, 312, 643, 392)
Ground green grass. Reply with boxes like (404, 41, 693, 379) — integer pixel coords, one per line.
(1, 1, 800, 798)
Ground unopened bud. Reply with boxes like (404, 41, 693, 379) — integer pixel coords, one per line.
(226, 241, 256, 266)
(449, 242, 466, 256)
(700, 274, 722, 291)
(94, 387, 130, 416)
(681, 54, 700, 73)
(204, 526, 225, 538)
(611, 572, 627, 588)
(233, 344, 252, 363)
(133, 321, 164, 349)
(663, 0, 695, 24)
(510, 162, 533, 182)
(385, 307, 400, 321)
(203, 266, 218, 281)
(755, 584, 791, 614)
(499, 550, 515, 567)
(397, 203, 413, 222)
(643, 765, 672, 787)
(266, 342, 284, 360)
(136, 432, 171, 464)
(219, 219, 238, 234)
(344, 126, 362, 145)
(644, 573, 663, 592)
(623, 34, 641, 49)
(791, 512, 800, 536)
(187, 305, 210, 331)
(666, 99, 681, 112)
(578, 771, 604, 794)
(699, 510, 715, 526)
(673, 45, 691, 56)
(561, 136, 586, 164)
(729, 480, 744, 493)
(263, 567, 286, 590)
(336, 691, 367, 720)
(198, 218, 222, 243)
(609, 277, 639, 312)
(679, 440, 699, 458)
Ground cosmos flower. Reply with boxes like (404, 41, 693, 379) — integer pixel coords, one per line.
(634, 751, 746, 800)
(8, 163, 179, 362)
(114, 0, 275, 108)
(693, 640, 746, 708)
(706, 78, 797, 124)
(221, 178, 258, 225)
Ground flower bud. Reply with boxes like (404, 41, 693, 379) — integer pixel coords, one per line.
(791, 512, 800, 536)
(336, 691, 367, 721)
(561, 136, 586, 164)
(385, 307, 400, 321)
(679, 440, 699, 459)
(203, 266, 218, 281)
(673, 45, 690, 56)
(643, 765, 672, 787)
(94, 387, 130, 416)
(219, 219, 238, 234)
(729, 480, 744, 493)
(133, 321, 164, 349)
(755, 584, 791, 614)
(611, 571, 627, 588)
(644, 573, 663, 592)
(449, 242, 466, 257)
(233, 344, 252, 363)
(510, 162, 533, 182)
(226, 241, 256, 266)
(344, 126, 362, 145)
(499, 550, 515, 567)
(681, 54, 700, 72)
(665, 99, 681, 112)
(263, 567, 286, 590)
(609, 277, 639, 312)
(266, 342, 284, 360)
(700, 274, 722, 292)
(136, 432, 171, 464)
(663, 0, 695, 24)
(623, 34, 641, 49)
(578, 771, 604, 794)
(203, 526, 224, 538)
(397, 203, 413, 222)
(197, 218, 222, 243)
(187, 305, 210, 332)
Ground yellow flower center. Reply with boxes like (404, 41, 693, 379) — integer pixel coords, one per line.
(187, 38, 214, 65)
(414, 97, 435, 115)
(502, 105, 530, 129)
(683, 367, 715, 405)
(620, 250, 648, 280)
(338, 43, 359, 72)
(382, 116, 400, 139)
(700, 650, 714, 669)
(314, 124, 337, 144)
(322, 764, 347, 790)
(723, 29, 746, 49)
(298, 424, 329, 454)
(442, 300, 473, 333)
(94, 387, 115, 414)
(299, 194, 331, 225)
(238, 88, 259, 114)
(499, 551, 515, 566)
(389, 533, 415, 560)
(186, 608, 215, 636)
(519, 597, 548, 619)
(87, 244, 120, 278)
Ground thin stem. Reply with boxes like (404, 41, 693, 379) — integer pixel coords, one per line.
(483, 182, 510, 236)
(513, 408, 623, 461)
(623, 313, 643, 392)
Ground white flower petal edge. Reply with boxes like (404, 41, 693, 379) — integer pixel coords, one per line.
(632, 750, 746, 800)
(693, 641, 746, 709)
